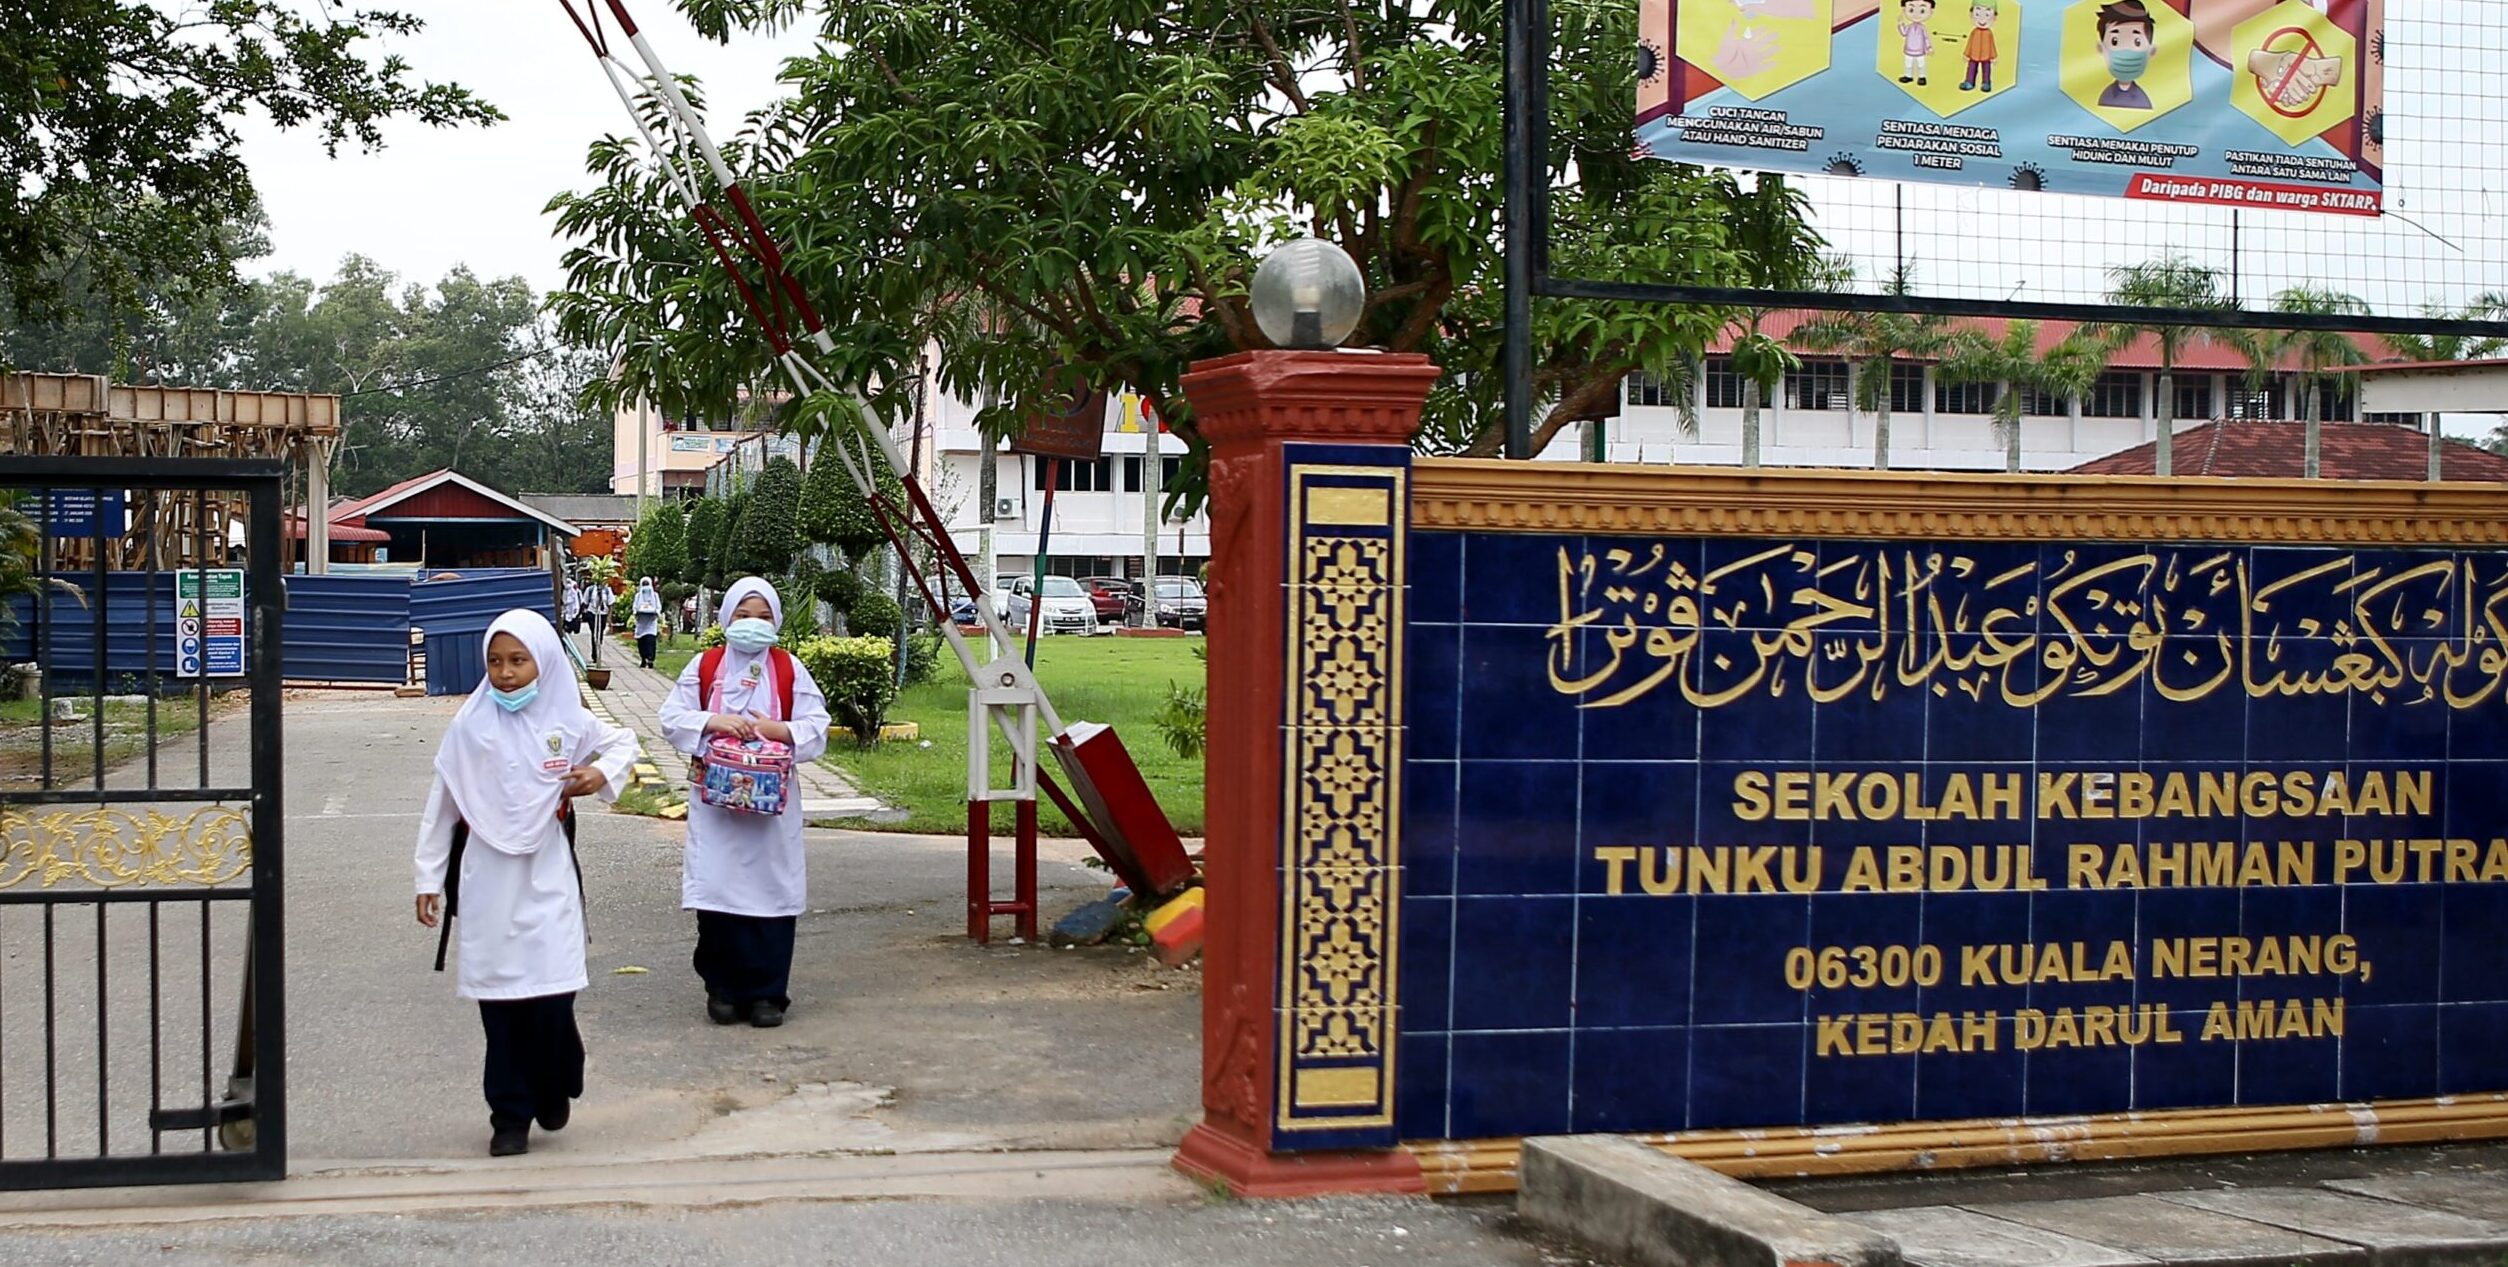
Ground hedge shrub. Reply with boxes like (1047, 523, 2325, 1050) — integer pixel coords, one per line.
(791, 634, 898, 746)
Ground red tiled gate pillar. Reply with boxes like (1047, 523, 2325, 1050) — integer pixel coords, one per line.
(1171, 349, 1440, 1196)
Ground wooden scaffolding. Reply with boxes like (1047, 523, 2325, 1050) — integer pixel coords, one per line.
(1, 372, 342, 570)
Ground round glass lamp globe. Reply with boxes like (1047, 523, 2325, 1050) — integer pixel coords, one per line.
(1251, 238, 1366, 349)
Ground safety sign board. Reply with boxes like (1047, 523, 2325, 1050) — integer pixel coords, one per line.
(175, 570, 246, 678)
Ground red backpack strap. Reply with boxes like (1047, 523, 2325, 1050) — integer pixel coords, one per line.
(770, 648, 797, 720)
(700, 645, 795, 720)
(697, 646, 726, 711)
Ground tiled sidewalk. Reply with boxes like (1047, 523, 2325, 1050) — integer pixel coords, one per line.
(575, 632, 886, 820)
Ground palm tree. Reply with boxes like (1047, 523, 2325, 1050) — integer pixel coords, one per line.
(2243, 287, 2368, 479)
(1939, 322, 2109, 473)
(1792, 266, 1957, 471)
(2084, 256, 2230, 479)
(1718, 178, 1834, 467)
(2376, 299, 2508, 480)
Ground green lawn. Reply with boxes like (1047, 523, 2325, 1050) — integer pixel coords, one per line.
(0, 692, 218, 786)
(824, 634, 1207, 836)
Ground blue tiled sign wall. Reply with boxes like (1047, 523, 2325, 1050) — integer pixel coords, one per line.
(1396, 530, 2508, 1142)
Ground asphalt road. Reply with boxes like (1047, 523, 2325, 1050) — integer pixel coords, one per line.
(0, 1194, 1581, 1267)
(0, 692, 1201, 1168)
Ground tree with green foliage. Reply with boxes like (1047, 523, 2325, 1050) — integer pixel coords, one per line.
(2084, 256, 2231, 479)
(626, 500, 689, 586)
(7, 253, 609, 496)
(1720, 178, 1839, 467)
(797, 438, 904, 562)
(682, 497, 726, 588)
(550, 0, 1824, 496)
(710, 493, 747, 588)
(734, 457, 804, 577)
(1791, 268, 1957, 472)
(2, 3, 497, 330)
(1939, 322, 2109, 473)
(2247, 287, 2369, 480)
(2380, 296, 2508, 478)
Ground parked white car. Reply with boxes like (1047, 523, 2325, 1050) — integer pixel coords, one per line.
(1004, 575, 1103, 635)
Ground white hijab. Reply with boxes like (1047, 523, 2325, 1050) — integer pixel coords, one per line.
(435, 610, 597, 856)
(634, 577, 661, 614)
(712, 576, 787, 718)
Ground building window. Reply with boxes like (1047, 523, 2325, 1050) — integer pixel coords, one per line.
(1703, 358, 1745, 409)
(2311, 380, 2356, 421)
(2226, 380, 2285, 420)
(2365, 411, 2423, 426)
(2084, 371, 2143, 418)
(1787, 360, 1851, 411)
(1033, 457, 1115, 491)
(1043, 556, 1119, 579)
(2172, 377, 2216, 420)
(1936, 379, 1995, 415)
(1890, 364, 1927, 415)
(1626, 371, 1680, 408)
(2018, 385, 2068, 417)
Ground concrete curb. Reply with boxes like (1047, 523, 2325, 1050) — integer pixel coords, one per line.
(0, 1148, 1194, 1229)
(1520, 1136, 1901, 1267)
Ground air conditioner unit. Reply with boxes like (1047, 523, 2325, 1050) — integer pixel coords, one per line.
(995, 497, 1018, 518)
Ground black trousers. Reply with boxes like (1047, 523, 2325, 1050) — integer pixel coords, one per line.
(478, 993, 583, 1127)
(637, 632, 658, 666)
(693, 911, 796, 1008)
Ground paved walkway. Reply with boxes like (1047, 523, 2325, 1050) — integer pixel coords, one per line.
(1788, 1144, 2508, 1267)
(576, 631, 886, 820)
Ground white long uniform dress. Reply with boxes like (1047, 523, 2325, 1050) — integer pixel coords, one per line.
(659, 647, 832, 917)
(412, 613, 638, 1001)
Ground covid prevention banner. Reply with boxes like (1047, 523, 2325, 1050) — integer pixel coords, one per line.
(1634, 0, 2384, 216)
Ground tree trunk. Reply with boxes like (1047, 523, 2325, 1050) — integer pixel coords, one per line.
(2302, 381, 2322, 479)
(2429, 411, 2444, 482)
(1741, 376, 1762, 467)
(1873, 392, 1892, 472)
(2154, 365, 2175, 478)
(2002, 382, 2021, 473)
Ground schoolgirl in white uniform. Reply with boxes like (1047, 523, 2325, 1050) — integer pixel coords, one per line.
(658, 576, 832, 1028)
(415, 610, 637, 1156)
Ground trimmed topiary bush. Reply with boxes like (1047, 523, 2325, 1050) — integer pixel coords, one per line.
(791, 634, 898, 745)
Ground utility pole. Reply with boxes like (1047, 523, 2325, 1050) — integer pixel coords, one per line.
(636, 398, 652, 508)
(978, 385, 1000, 653)
(1141, 397, 1161, 619)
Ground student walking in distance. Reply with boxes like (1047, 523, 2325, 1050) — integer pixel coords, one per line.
(584, 576, 615, 663)
(415, 611, 637, 1157)
(632, 577, 663, 669)
(560, 575, 583, 634)
(658, 576, 832, 1028)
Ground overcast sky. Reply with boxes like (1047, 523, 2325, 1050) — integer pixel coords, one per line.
(233, 1, 817, 293)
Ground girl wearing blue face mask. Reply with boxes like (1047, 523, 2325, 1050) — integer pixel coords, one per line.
(415, 610, 638, 1157)
(657, 576, 833, 1029)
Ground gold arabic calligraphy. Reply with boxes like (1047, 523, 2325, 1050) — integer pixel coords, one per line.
(1546, 542, 2508, 711)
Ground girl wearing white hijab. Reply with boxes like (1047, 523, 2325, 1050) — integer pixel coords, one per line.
(658, 575, 832, 1028)
(632, 577, 663, 668)
(415, 610, 637, 1156)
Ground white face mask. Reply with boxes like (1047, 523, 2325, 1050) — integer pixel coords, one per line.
(724, 617, 778, 653)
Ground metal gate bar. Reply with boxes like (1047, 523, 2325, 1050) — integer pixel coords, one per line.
(0, 457, 285, 1190)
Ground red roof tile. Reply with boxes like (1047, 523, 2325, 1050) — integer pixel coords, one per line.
(2068, 421, 2508, 481)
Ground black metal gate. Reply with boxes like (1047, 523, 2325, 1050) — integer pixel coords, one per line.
(0, 457, 285, 1189)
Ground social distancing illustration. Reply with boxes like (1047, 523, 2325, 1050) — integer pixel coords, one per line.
(2230, 0, 2354, 146)
(2058, 0, 2192, 131)
(1874, 0, 2021, 117)
(1678, 0, 1835, 100)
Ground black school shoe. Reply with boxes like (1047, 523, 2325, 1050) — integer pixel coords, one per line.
(490, 1121, 530, 1157)
(707, 995, 743, 1025)
(537, 1098, 571, 1132)
(749, 1001, 786, 1028)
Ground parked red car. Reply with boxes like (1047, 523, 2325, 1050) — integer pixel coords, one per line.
(1077, 576, 1132, 622)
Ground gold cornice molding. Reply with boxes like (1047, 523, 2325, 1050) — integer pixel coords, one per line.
(1411, 459, 2508, 544)
(1405, 1094, 2508, 1195)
